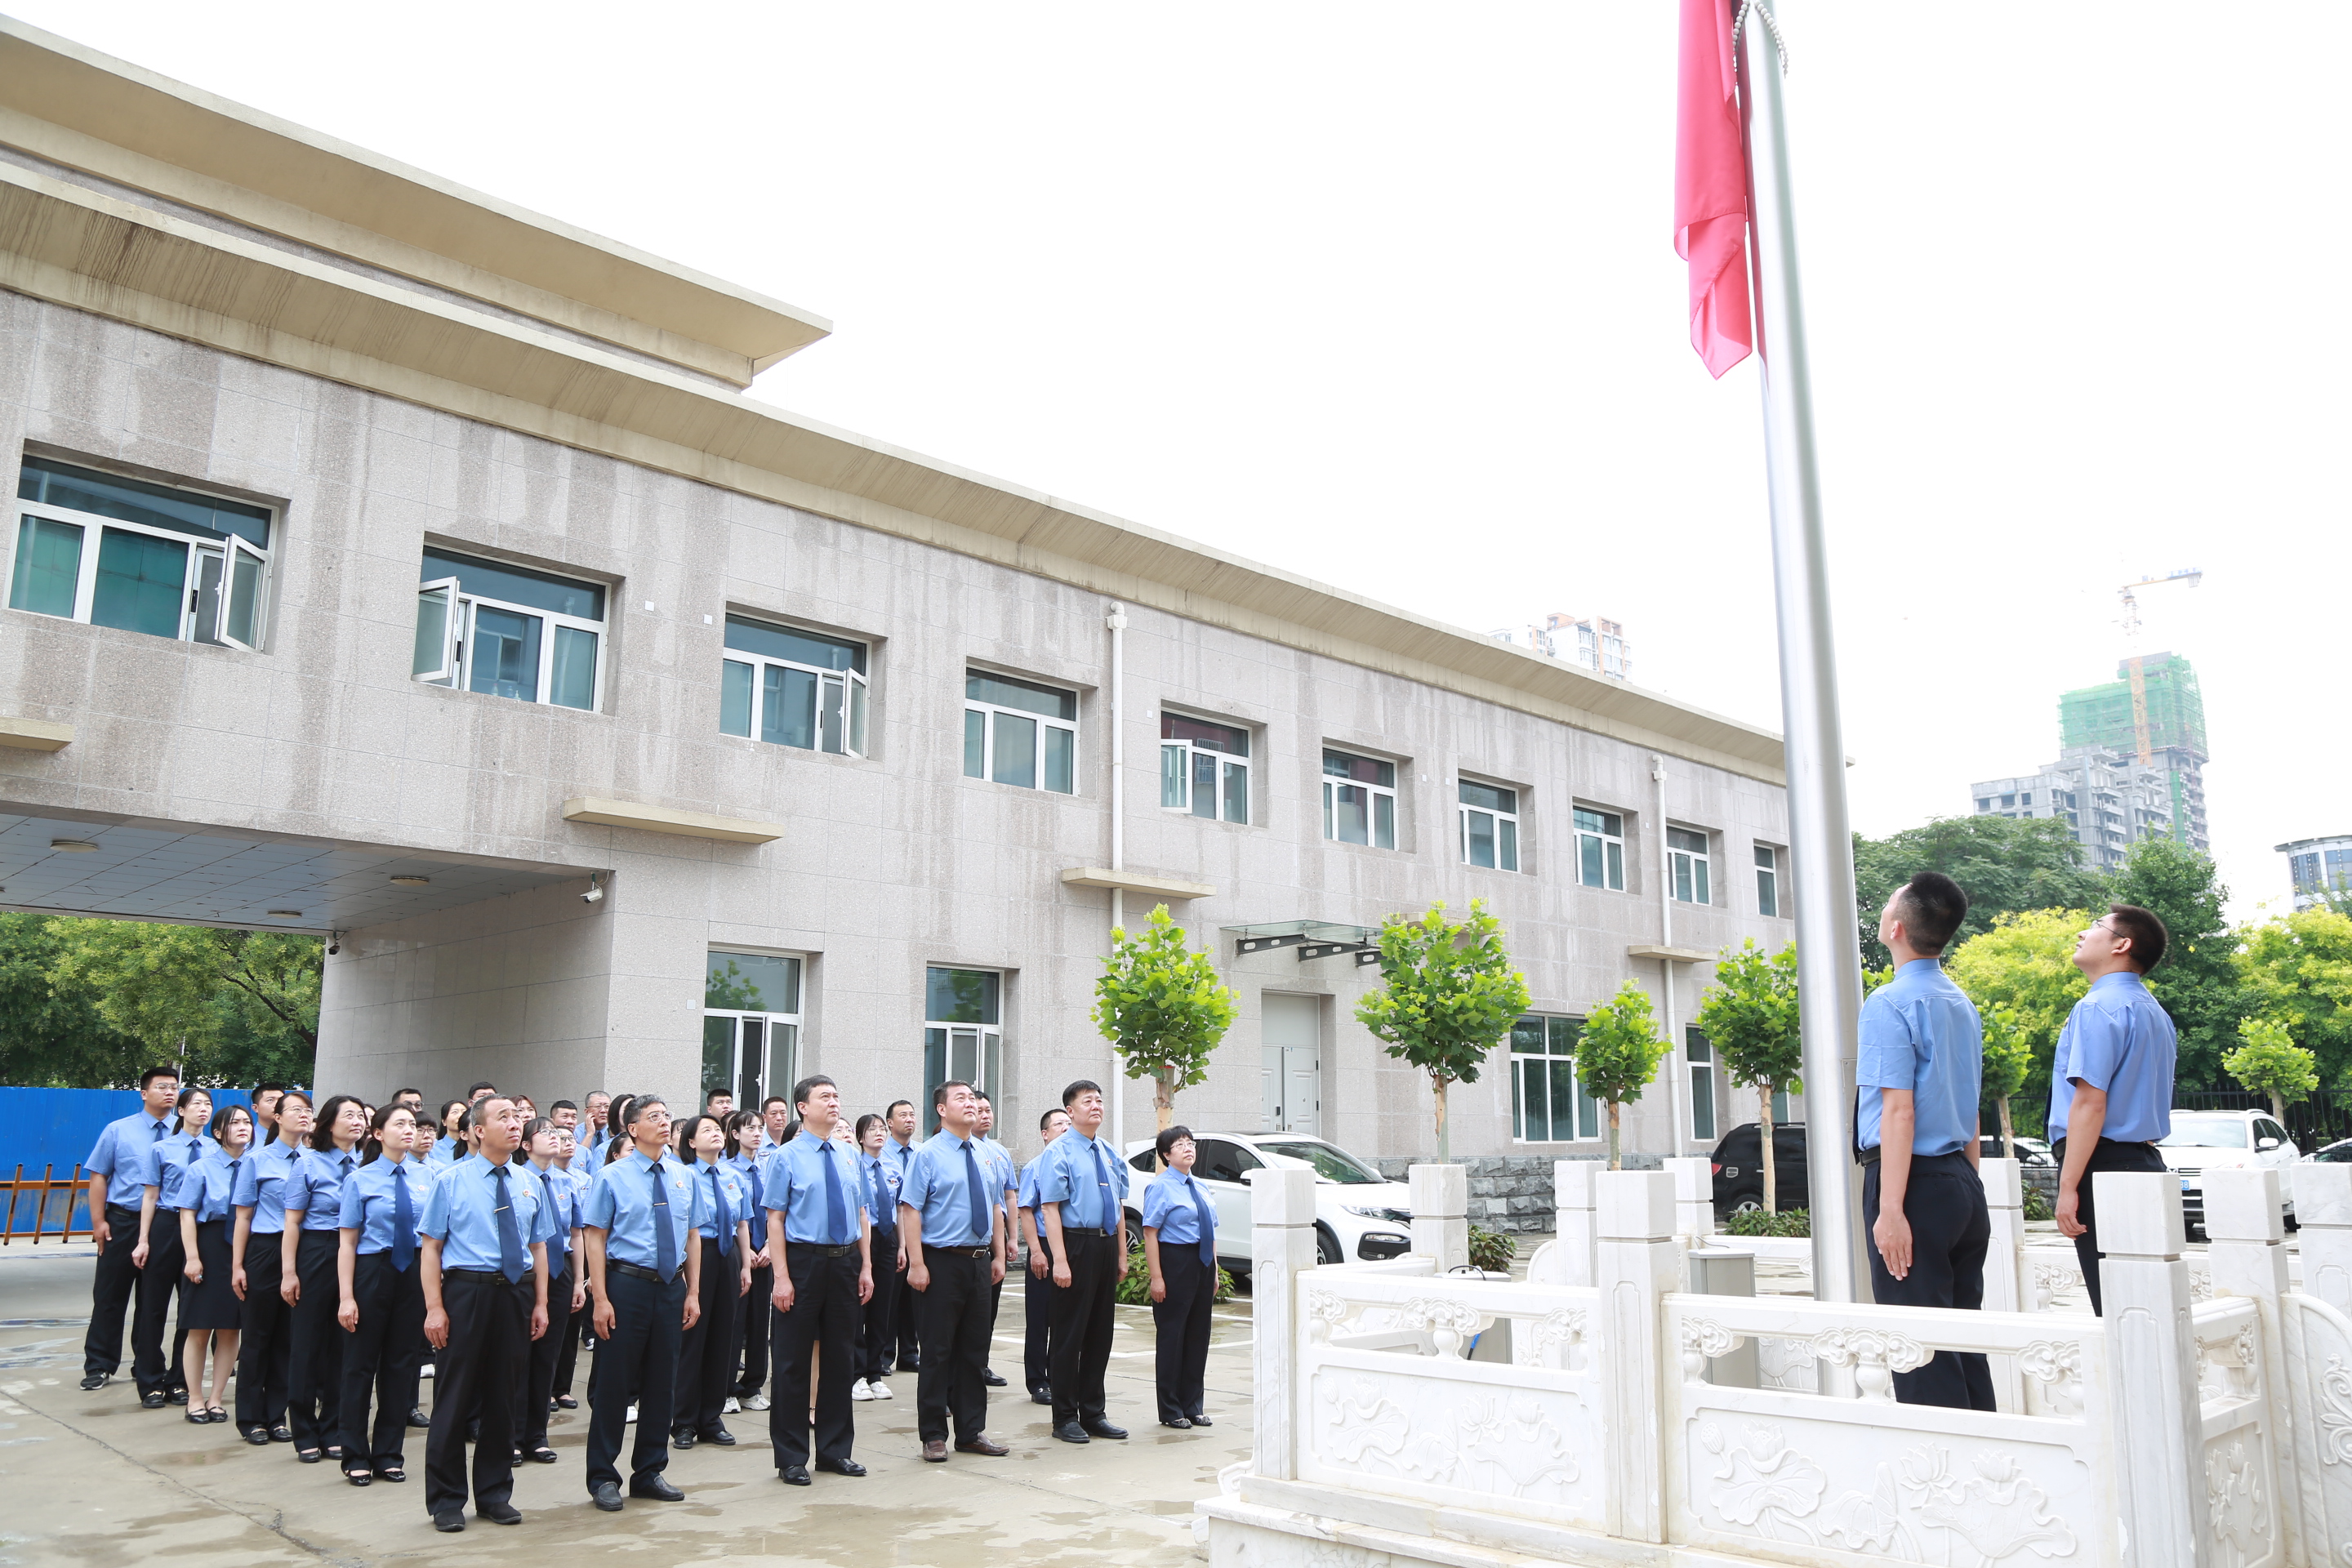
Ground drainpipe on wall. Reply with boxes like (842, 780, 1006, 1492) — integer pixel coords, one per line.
(1652, 755, 1685, 1156)
(1107, 603, 1128, 1161)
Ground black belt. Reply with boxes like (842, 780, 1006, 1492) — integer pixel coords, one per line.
(2049, 1137, 2158, 1157)
(442, 1267, 525, 1282)
(924, 1244, 991, 1258)
(1067, 1227, 1118, 1241)
(1855, 1146, 1979, 1166)
(611, 1260, 682, 1284)
(789, 1242, 858, 1258)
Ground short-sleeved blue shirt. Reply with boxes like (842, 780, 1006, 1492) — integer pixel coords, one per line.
(764, 1130, 869, 1245)
(858, 1151, 902, 1235)
(1141, 1166, 1215, 1248)
(87, 1110, 173, 1209)
(416, 1153, 546, 1273)
(2049, 970, 2176, 1144)
(523, 1160, 574, 1250)
(901, 1131, 1000, 1247)
(1031, 1129, 1131, 1233)
(582, 1149, 706, 1272)
(287, 1146, 361, 1232)
(724, 1151, 765, 1219)
(1857, 958, 1984, 1156)
(232, 1139, 313, 1234)
(684, 1156, 751, 1245)
(177, 1146, 248, 1223)
(337, 1155, 429, 1257)
(147, 1130, 216, 1209)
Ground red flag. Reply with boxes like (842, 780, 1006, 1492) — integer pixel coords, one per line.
(1675, 0, 1753, 377)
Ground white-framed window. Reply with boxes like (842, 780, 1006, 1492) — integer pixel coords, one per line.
(703, 950, 803, 1112)
(413, 546, 605, 710)
(1322, 749, 1396, 850)
(1574, 806, 1626, 891)
(1754, 844, 1781, 917)
(10, 455, 273, 650)
(721, 616, 868, 756)
(923, 966, 1002, 1135)
(1511, 1013, 1598, 1142)
(1161, 711, 1250, 823)
(964, 670, 1076, 794)
(1686, 1027, 1717, 1141)
(1459, 779, 1521, 871)
(1668, 826, 1713, 905)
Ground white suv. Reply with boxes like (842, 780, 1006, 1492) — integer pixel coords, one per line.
(2157, 1110, 2299, 1232)
(1120, 1131, 1414, 1270)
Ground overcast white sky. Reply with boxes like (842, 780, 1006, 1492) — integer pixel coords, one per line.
(22, 2, 2344, 921)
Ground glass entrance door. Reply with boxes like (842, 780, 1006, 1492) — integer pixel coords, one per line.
(704, 951, 804, 1111)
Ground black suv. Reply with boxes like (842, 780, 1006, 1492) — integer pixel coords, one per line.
(1711, 1122, 1808, 1215)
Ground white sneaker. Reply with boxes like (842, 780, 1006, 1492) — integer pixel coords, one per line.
(419, 1365, 434, 1380)
(743, 1392, 770, 1411)
(625, 1403, 638, 1424)
(871, 1379, 893, 1400)
(850, 1380, 874, 1402)
(722, 1396, 740, 1414)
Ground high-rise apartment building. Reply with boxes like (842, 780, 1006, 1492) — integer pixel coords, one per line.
(2056, 652, 2209, 850)
(2278, 836, 2352, 910)
(1488, 612, 1632, 680)
(1970, 750, 2180, 872)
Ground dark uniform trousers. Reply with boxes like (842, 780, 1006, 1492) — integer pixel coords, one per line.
(234, 1241, 295, 1431)
(133, 1210, 191, 1393)
(856, 1227, 899, 1383)
(674, 1237, 740, 1438)
(82, 1204, 145, 1382)
(1862, 1152, 1996, 1410)
(551, 1277, 588, 1399)
(285, 1229, 346, 1449)
(586, 1266, 686, 1490)
(518, 1257, 571, 1451)
(1153, 1249, 1214, 1423)
(340, 1251, 425, 1468)
(2051, 1136, 2168, 1316)
(1049, 1231, 1120, 1428)
(770, 1246, 861, 1467)
(1022, 1235, 1054, 1396)
(424, 1270, 530, 1517)
(893, 1237, 924, 1372)
(913, 1245, 995, 1445)
(737, 1258, 773, 1396)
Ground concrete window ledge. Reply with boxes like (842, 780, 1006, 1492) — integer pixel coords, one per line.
(1060, 866, 1215, 900)
(561, 796, 784, 844)
(0, 717, 72, 751)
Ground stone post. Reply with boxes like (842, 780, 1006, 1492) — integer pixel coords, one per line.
(1597, 1169, 1676, 1544)
(1980, 1156, 2025, 1313)
(1665, 1154, 1716, 1246)
(2097, 1169, 2209, 1565)
(2298, 1162, 2352, 1317)
(1554, 1159, 1598, 1287)
(2204, 1166, 2301, 1566)
(1247, 1165, 1318, 1481)
(1410, 1163, 1469, 1273)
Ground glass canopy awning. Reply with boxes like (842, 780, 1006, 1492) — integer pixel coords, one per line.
(1221, 919, 1383, 967)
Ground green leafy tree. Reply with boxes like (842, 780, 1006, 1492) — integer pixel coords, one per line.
(1094, 906, 1238, 1134)
(2222, 1017, 2319, 1121)
(1853, 817, 2109, 969)
(1355, 901, 1531, 1161)
(0, 913, 146, 1086)
(1570, 980, 1673, 1169)
(1693, 942, 1802, 1212)
(1947, 908, 2093, 1135)
(2109, 839, 2248, 1089)
(1980, 1004, 2034, 1156)
(49, 920, 321, 1085)
(2235, 908, 2352, 1089)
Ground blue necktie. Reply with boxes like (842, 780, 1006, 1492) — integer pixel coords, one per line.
(960, 1141, 989, 1246)
(1185, 1175, 1214, 1266)
(822, 1146, 851, 1245)
(218, 1158, 239, 1222)
(652, 1163, 678, 1278)
(492, 1167, 525, 1283)
(866, 1160, 890, 1233)
(1089, 1140, 1114, 1235)
(390, 1164, 415, 1272)
(707, 1165, 733, 1258)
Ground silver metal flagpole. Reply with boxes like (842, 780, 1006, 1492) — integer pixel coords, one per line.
(1735, 1, 1869, 1304)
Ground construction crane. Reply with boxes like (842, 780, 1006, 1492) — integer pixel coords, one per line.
(2118, 568, 2201, 764)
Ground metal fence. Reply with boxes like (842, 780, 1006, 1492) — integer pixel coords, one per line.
(0, 1086, 253, 1201)
(2178, 1088, 2352, 1152)
(2, 1165, 91, 1242)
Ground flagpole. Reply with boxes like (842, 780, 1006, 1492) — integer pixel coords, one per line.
(1735, 2, 1869, 1305)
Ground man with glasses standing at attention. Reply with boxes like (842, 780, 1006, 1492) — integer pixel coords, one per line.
(898, 1081, 1006, 1463)
(1031, 1079, 1129, 1446)
(2051, 903, 2177, 1316)
(762, 1075, 872, 1485)
(79, 1066, 180, 1396)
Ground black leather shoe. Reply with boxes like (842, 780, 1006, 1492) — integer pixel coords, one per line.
(526, 1446, 559, 1464)
(1188, 1413, 1214, 1428)
(590, 1481, 624, 1512)
(629, 1475, 684, 1502)
(141, 1390, 168, 1409)
(779, 1463, 810, 1486)
(982, 1369, 1007, 1387)
(700, 1427, 735, 1446)
(477, 1501, 523, 1526)
(1054, 1422, 1091, 1444)
(670, 1428, 695, 1450)
(1030, 1388, 1053, 1405)
(433, 1512, 466, 1534)
(241, 1426, 270, 1446)
(1162, 1416, 1193, 1428)
(407, 1406, 431, 1429)
(78, 1374, 109, 1391)
(1081, 1420, 1129, 1440)
(269, 1424, 293, 1443)
(167, 1389, 190, 1405)
(955, 1437, 1009, 1455)
(817, 1457, 866, 1477)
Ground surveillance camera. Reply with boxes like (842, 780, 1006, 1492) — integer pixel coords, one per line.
(327, 942, 340, 956)
(582, 884, 604, 904)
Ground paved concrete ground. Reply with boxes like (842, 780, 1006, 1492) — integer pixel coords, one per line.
(0, 1247, 1245, 1567)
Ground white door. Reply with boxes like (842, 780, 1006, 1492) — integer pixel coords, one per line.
(1263, 993, 1321, 1136)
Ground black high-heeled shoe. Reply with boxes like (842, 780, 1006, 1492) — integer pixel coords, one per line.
(343, 1466, 372, 1486)
(372, 1464, 407, 1483)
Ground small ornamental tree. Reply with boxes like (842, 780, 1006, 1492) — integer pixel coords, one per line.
(1693, 941, 1802, 1212)
(1980, 1004, 2034, 1158)
(1572, 980, 1673, 1169)
(1093, 905, 1238, 1133)
(1354, 901, 1531, 1162)
(2224, 1016, 2320, 1123)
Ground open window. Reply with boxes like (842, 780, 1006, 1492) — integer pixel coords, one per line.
(409, 549, 605, 710)
(412, 577, 459, 684)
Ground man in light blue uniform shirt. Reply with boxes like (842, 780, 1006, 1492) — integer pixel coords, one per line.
(1857, 871, 1993, 1411)
(899, 1080, 1007, 1462)
(1032, 1078, 1130, 1444)
(881, 1098, 922, 1377)
(973, 1092, 1017, 1389)
(2051, 902, 2178, 1316)
(762, 1075, 872, 1485)
(1018, 1106, 1071, 1404)
(79, 1066, 180, 1395)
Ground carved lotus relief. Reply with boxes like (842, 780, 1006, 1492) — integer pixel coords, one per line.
(2204, 1437, 2271, 1568)
(1314, 1374, 1580, 1503)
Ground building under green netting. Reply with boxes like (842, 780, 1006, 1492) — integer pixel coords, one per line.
(2056, 652, 2208, 849)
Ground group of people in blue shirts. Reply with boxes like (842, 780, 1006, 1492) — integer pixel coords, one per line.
(79, 1065, 1226, 1531)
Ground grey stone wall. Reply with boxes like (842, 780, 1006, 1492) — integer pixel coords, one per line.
(1373, 1153, 1664, 1234)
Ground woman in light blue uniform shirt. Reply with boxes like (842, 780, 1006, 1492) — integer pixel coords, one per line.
(134, 1086, 215, 1406)
(671, 1114, 752, 1448)
(283, 1094, 368, 1463)
(549, 1125, 591, 1410)
(723, 1110, 772, 1413)
(518, 1116, 582, 1463)
(1140, 1125, 1218, 1430)
(233, 1088, 314, 1445)
(334, 1103, 428, 1484)
(173, 1103, 252, 1423)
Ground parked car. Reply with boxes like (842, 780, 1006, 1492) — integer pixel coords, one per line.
(2157, 1110, 2299, 1232)
(1979, 1134, 2055, 1167)
(2309, 1138, 2352, 1165)
(1120, 1131, 1413, 1270)
(1712, 1122, 1809, 1215)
